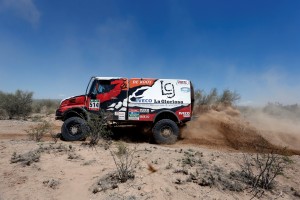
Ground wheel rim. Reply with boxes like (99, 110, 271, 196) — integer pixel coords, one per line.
(161, 126, 173, 138)
(68, 123, 82, 136)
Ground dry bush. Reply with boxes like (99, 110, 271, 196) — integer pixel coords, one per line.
(11, 143, 73, 167)
(43, 179, 60, 189)
(110, 142, 138, 183)
(86, 111, 112, 146)
(194, 88, 218, 106)
(93, 173, 119, 193)
(50, 133, 60, 143)
(11, 150, 40, 166)
(218, 89, 240, 106)
(181, 150, 202, 167)
(239, 149, 291, 198)
(26, 120, 54, 142)
(194, 88, 240, 113)
(175, 150, 244, 192)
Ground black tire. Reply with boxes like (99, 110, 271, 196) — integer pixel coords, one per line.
(61, 117, 88, 141)
(152, 119, 179, 144)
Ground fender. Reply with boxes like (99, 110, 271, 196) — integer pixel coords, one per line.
(153, 110, 179, 124)
(62, 107, 89, 121)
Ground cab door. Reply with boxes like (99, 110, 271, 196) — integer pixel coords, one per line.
(87, 78, 128, 120)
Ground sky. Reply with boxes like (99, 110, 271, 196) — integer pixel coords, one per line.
(0, 0, 300, 105)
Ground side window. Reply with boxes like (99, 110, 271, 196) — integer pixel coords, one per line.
(97, 80, 113, 94)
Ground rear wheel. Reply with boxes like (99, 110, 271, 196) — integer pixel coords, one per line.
(61, 117, 88, 141)
(152, 119, 179, 144)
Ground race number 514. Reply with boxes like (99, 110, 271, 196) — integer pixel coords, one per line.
(89, 99, 100, 111)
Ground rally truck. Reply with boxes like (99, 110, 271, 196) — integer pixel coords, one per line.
(55, 77, 194, 144)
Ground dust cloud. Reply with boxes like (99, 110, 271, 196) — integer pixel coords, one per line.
(180, 105, 300, 155)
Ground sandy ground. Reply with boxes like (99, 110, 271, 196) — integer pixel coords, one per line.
(0, 112, 300, 200)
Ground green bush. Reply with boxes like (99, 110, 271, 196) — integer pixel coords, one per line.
(86, 111, 112, 146)
(0, 90, 33, 119)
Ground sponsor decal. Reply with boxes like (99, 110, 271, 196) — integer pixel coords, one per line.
(128, 109, 139, 120)
(115, 111, 125, 120)
(133, 99, 153, 103)
(119, 115, 125, 120)
(181, 87, 190, 93)
(129, 109, 140, 112)
(179, 112, 191, 117)
(153, 99, 184, 104)
(177, 80, 189, 85)
(161, 80, 175, 98)
(132, 80, 154, 85)
(140, 108, 150, 113)
(139, 114, 150, 119)
(89, 99, 100, 111)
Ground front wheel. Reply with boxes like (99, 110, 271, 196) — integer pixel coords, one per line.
(61, 117, 88, 141)
(152, 119, 179, 144)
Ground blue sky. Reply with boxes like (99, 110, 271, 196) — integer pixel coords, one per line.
(0, 0, 300, 105)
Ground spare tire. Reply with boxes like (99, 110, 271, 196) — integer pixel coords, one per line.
(152, 119, 179, 144)
(61, 117, 88, 141)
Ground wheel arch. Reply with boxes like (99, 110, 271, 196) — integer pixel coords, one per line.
(62, 107, 89, 121)
(153, 110, 179, 124)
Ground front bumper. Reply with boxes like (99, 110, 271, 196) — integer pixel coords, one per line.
(55, 109, 63, 120)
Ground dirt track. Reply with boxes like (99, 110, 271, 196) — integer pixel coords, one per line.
(0, 108, 299, 155)
(0, 111, 300, 200)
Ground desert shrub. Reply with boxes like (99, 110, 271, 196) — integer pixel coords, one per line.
(86, 111, 112, 146)
(195, 88, 218, 106)
(218, 89, 240, 106)
(50, 133, 60, 143)
(239, 150, 291, 198)
(43, 179, 60, 189)
(11, 150, 40, 166)
(194, 88, 240, 106)
(110, 142, 138, 183)
(175, 151, 244, 192)
(0, 90, 33, 119)
(194, 88, 240, 113)
(181, 150, 202, 167)
(26, 120, 54, 142)
(32, 99, 60, 115)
